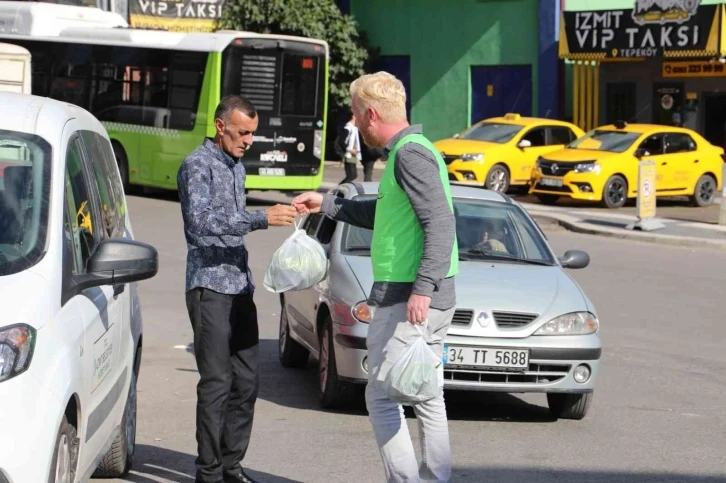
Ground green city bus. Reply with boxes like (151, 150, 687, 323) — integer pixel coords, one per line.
(0, 2, 329, 192)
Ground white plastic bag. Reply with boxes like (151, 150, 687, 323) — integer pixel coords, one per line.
(263, 219, 328, 293)
(383, 323, 443, 405)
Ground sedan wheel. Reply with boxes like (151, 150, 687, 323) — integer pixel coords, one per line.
(278, 295, 309, 368)
(319, 317, 355, 409)
(690, 174, 716, 207)
(547, 392, 593, 420)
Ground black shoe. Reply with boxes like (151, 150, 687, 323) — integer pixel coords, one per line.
(224, 470, 258, 483)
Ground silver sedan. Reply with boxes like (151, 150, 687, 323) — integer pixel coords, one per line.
(278, 182, 601, 419)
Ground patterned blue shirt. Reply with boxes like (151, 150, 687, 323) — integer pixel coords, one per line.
(178, 138, 268, 295)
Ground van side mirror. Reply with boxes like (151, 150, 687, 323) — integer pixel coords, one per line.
(72, 238, 159, 293)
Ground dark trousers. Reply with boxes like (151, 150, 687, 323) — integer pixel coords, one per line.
(340, 160, 358, 184)
(185, 288, 259, 482)
(361, 161, 375, 182)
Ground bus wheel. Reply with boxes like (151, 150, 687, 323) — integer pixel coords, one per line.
(113, 143, 136, 195)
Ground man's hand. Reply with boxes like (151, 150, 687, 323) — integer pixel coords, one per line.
(292, 191, 324, 215)
(266, 204, 297, 227)
(407, 294, 432, 325)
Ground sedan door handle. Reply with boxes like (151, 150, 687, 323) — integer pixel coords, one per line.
(661, 162, 667, 165)
(694, 159, 700, 163)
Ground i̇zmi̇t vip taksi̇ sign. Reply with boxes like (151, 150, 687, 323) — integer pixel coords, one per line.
(560, 0, 721, 59)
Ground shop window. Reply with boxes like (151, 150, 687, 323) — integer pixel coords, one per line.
(665, 133, 696, 154)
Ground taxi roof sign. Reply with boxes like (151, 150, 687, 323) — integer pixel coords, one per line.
(504, 113, 521, 120)
(614, 120, 628, 129)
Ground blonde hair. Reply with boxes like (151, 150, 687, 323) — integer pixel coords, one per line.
(350, 72, 407, 123)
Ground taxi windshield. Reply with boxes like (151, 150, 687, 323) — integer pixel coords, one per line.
(567, 129, 641, 153)
(344, 195, 555, 265)
(0, 130, 51, 277)
(458, 122, 523, 144)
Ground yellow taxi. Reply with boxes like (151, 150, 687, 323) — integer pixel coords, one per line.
(529, 121, 724, 208)
(434, 113, 585, 193)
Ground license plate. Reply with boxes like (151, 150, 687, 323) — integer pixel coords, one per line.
(259, 168, 285, 176)
(443, 345, 529, 369)
(540, 177, 563, 187)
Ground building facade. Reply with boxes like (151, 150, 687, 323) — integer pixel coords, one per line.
(338, 0, 563, 142)
(561, 0, 726, 147)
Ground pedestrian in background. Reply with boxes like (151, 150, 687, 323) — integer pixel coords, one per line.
(293, 72, 458, 483)
(340, 111, 361, 184)
(177, 95, 297, 483)
(360, 131, 384, 182)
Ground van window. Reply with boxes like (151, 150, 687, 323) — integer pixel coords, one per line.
(80, 131, 126, 238)
(65, 138, 98, 272)
(0, 130, 51, 276)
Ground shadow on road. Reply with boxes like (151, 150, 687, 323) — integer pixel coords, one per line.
(116, 444, 303, 483)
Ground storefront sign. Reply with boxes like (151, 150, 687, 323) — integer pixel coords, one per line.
(562, 1, 718, 59)
(129, 0, 226, 33)
(663, 60, 726, 77)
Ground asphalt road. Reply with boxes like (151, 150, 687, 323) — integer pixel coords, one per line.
(97, 186, 726, 483)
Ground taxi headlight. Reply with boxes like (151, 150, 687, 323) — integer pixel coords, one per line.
(534, 312, 598, 335)
(0, 324, 36, 383)
(574, 162, 600, 174)
(460, 153, 484, 162)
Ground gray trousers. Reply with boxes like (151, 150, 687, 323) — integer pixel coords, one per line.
(365, 302, 455, 483)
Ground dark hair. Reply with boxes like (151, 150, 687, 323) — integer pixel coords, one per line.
(214, 95, 257, 122)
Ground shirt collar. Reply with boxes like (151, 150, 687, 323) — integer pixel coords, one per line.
(203, 137, 238, 168)
(383, 124, 423, 158)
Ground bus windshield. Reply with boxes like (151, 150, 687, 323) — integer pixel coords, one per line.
(222, 39, 326, 177)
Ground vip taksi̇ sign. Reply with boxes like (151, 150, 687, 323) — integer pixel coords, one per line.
(129, 0, 226, 33)
(562, 0, 717, 58)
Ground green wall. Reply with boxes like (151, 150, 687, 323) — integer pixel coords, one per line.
(351, 0, 539, 142)
(565, 0, 723, 11)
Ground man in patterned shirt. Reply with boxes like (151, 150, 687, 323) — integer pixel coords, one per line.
(178, 95, 297, 483)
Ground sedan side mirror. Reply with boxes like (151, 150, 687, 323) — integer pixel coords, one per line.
(559, 250, 590, 269)
(518, 139, 532, 149)
(73, 238, 159, 293)
(634, 148, 646, 158)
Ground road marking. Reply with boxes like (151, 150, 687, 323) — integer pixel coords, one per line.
(173, 345, 188, 350)
(144, 464, 195, 480)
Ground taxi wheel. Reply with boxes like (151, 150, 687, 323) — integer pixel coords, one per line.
(536, 194, 559, 205)
(319, 317, 355, 409)
(601, 175, 627, 209)
(690, 174, 716, 207)
(485, 164, 510, 193)
(279, 295, 310, 368)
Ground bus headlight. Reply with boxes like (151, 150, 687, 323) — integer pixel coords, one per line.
(313, 130, 323, 159)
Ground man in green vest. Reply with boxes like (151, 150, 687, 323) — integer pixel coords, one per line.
(293, 71, 458, 483)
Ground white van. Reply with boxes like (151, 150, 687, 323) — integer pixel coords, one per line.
(0, 43, 31, 94)
(0, 92, 158, 483)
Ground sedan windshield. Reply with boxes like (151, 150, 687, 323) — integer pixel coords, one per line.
(458, 122, 523, 143)
(0, 130, 51, 276)
(344, 196, 556, 265)
(567, 130, 641, 153)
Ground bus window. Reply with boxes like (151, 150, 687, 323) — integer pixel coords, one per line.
(280, 53, 318, 117)
(49, 44, 91, 108)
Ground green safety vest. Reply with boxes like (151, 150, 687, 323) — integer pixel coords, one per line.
(371, 133, 459, 282)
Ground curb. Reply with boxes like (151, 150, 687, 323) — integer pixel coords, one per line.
(530, 210, 726, 251)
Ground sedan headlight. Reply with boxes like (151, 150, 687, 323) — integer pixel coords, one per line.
(352, 301, 373, 323)
(534, 312, 598, 335)
(574, 162, 600, 174)
(0, 324, 36, 383)
(460, 153, 484, 162)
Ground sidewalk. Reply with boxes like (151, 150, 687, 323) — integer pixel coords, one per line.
(525, 202, 726, 251)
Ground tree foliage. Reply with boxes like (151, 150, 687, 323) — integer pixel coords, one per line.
(220, 0, 378, 109)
